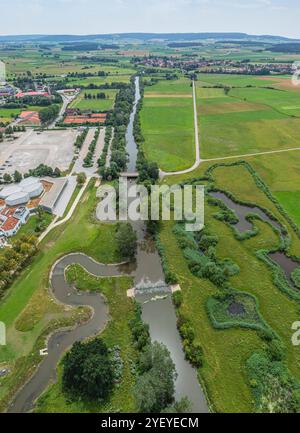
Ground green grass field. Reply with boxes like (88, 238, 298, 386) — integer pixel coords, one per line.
(160, 161, 300, 412)
(60, 75, 132, 87)
(0, 181, 137, 411)
(196, 75, 300, 159)
(70, 89, 117, 111)
(35, 266, 136, 413)
(141, 78, 195, 171)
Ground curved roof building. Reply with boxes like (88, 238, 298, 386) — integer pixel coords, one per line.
(6, 192, 30, 207)
(0, 186, 22, 200)
(23, 182, 44, 199)
(20, 177, 39, 188)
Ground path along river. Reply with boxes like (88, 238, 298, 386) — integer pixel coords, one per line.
(8, 76, 209, 413)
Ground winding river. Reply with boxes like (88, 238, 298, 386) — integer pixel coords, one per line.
(8, 76, 209, 413)
(209, 190, 300, 290)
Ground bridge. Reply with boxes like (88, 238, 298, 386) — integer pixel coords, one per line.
(120, 172, 139, 179)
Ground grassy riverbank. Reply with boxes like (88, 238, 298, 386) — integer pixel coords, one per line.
(0, 180, 135, 411)
(36, 265, 136, 413)
(159, 161, 300, 412)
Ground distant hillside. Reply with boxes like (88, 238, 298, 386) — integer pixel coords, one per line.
(0, 32, 298, 43)
(270, 43, 300, 53)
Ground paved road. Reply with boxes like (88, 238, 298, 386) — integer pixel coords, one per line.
(48, 91, 78, 129)
(71, 127, 105, 177)
(0, 129, 34, 168)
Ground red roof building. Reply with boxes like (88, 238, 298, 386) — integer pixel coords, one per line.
(18, 111, 41, 126)
(16, 91, 50, 98)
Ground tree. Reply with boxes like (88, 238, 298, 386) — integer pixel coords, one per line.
(135, 342, 177, 413)
(3, 173, 12, 184)
(115, 222, 137, 260)
(13, 170, 22, 183)
(62, 339, 114, 400)
(76, 172, 87, 186)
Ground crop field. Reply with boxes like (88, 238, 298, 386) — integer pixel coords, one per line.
(196, 74, 300, 159)
(247, 151, 300, 229)
(69, 89, 117, 111)
(140, 77, 195, 171)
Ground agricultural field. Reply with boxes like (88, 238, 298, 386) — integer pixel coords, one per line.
(140, 77, 195, 171)
(197, 74, 300, 159)
(62, 75, 133, 87)
(69, 89, 117, 111)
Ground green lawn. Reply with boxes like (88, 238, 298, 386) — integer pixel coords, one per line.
(70, 89, 117, 111)
(196, 79, 300, 159)
(197, 73, 277, 87)
(35, 265, 136, 413)
(13, 213, 53, 240)
(160, 161, 300, 412)
(274, 191, 300, 227)
(0, 181, 136, 411)
(141, 78, 195, 171)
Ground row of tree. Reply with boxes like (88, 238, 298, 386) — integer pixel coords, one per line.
(83, 92, 106, 100)
(101, 81, 135, 179)
(0, 235, 38, 298)
(83, 128, 101, 168)
(97, 126, 112, 175)
(74, 128, 88, 149)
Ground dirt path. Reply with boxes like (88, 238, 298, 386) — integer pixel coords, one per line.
(202, 147, 300, 163)
(160, 81, 300, 178)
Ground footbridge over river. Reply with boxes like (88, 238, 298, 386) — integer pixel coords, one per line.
(120, 171, 139, 179)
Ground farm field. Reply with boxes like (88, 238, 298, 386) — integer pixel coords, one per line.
(4, 58, 135, 77)
(56, 75, 133, 87)
(69, 89, 117, 111)
(140, 77, 196, 171)
(247, 151, 300, 229)
(196, 75, 300, 159)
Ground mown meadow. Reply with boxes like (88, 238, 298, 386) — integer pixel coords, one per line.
(140, 77, 196, 172)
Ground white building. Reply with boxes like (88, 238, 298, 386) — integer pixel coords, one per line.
(0, 177, 44, 206)
(6, 191, 30, 207)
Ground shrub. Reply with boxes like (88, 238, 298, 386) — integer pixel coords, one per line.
(291, 267, 300, 289)
(183, 341, 203, 368)
(172, 291, 183, 308)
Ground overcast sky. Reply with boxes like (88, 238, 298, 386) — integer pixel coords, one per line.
(0, 0, 299, 38)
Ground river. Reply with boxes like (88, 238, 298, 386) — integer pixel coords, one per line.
(7, 76, 209, 413)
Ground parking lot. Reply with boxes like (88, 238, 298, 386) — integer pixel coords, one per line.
(0, 129, 78, 176)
